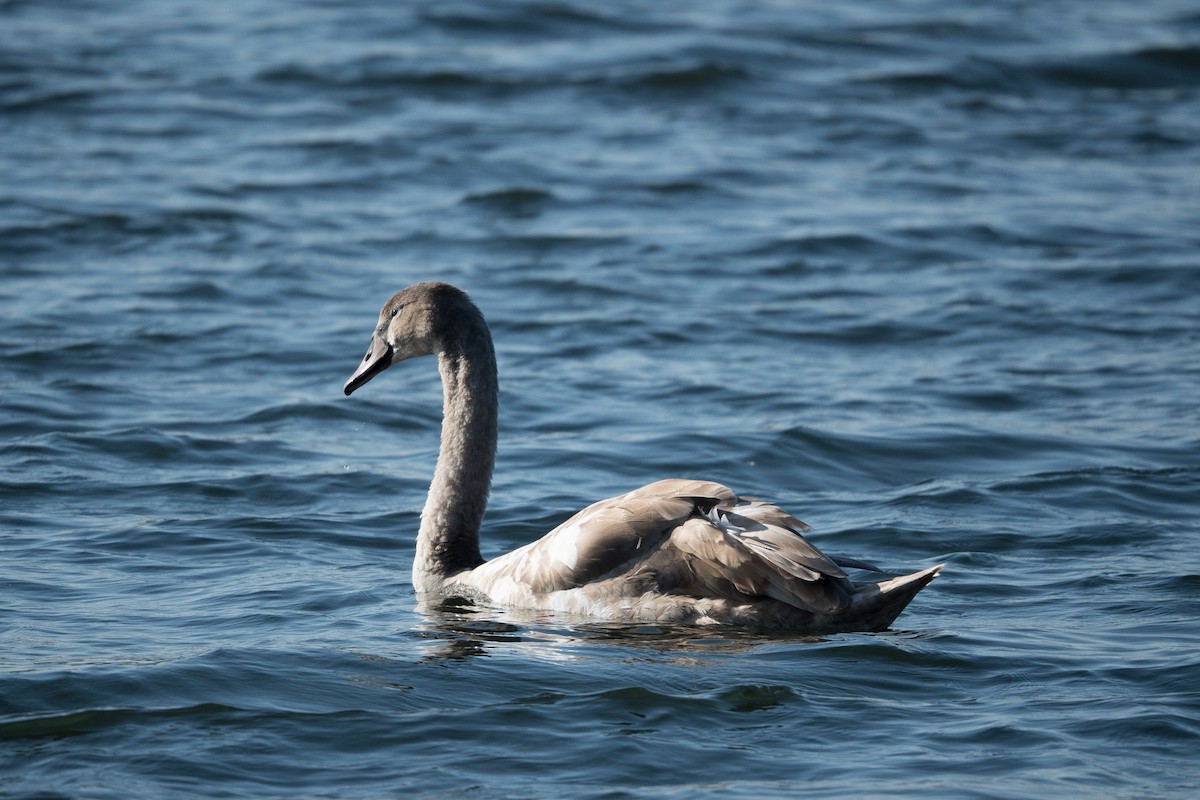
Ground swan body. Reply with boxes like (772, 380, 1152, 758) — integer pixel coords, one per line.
(344, 282, 942, 632)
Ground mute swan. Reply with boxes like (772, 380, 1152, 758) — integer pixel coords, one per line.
(344, 282, 942, 632)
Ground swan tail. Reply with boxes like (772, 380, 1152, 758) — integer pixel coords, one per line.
(837, 563, 944, 633)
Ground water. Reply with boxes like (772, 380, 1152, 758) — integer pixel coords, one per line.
(2, 0, 1199, 796)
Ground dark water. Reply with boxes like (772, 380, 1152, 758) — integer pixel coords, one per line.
(3, 0, 1199, 797)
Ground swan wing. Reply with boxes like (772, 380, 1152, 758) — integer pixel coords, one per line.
(463, 479, 855, 614)
(461, 479, 734, 596)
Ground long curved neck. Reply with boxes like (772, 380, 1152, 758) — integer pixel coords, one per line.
(413, 327, 498, 593)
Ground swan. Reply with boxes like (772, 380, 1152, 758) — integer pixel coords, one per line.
(344, 281, 942, 632)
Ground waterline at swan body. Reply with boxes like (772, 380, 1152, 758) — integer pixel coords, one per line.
(344, 282, 942, 632)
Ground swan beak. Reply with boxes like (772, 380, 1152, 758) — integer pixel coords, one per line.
(344, 336, 394, 396)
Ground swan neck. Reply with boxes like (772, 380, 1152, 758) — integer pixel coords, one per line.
(413, 332, 497, 592)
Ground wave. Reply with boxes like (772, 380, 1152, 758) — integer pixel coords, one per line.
(256, 53, 749, 101)
(864, 45, 1200, 92)
(0, 205, 253, 255)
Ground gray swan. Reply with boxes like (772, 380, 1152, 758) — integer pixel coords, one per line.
(344, 282, 942, 632)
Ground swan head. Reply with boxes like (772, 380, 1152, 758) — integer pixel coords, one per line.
(343, 282, 482, 396)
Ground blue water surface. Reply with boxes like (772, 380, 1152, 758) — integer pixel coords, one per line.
(2, 1, 1199, 797)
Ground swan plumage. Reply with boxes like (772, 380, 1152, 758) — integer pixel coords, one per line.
(344, 281, 941, 632)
